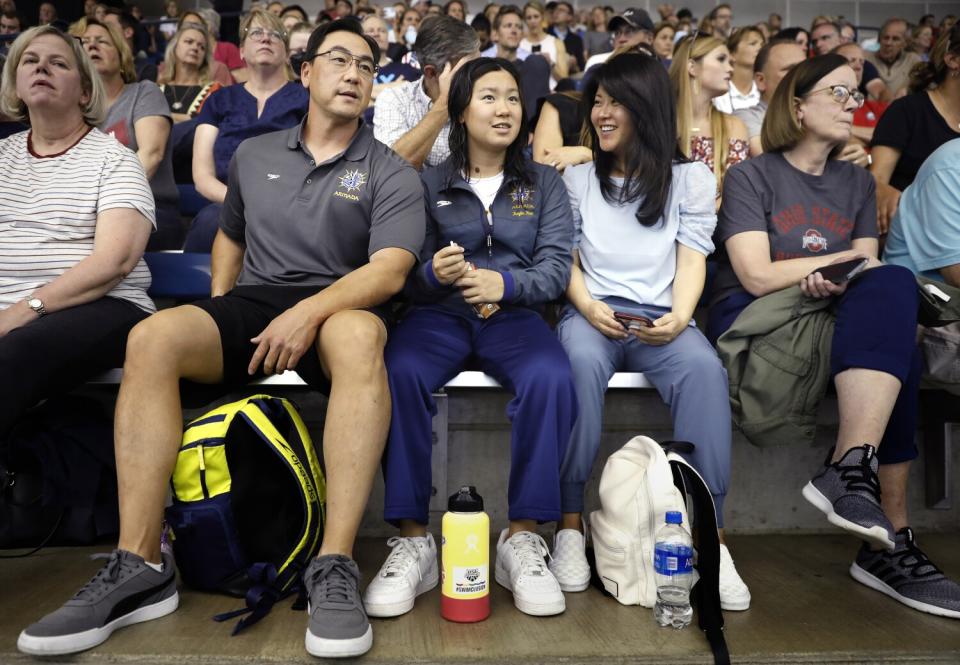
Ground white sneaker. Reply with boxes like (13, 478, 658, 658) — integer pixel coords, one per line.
(718, 544, 750, 611)
(548, 525, 591, 592)
(495, 529, 565, 616)
(363, 534, 439, 618)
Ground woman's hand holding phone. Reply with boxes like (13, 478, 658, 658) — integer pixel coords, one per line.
(800, 255, 881, 299)
(585, 300, 629, 339)
(632, 312, 688, 346)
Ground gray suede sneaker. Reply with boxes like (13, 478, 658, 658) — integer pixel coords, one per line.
(304, 554, 373, 658)
(17, 550, 178, 656)
(851, 528, 960, 619)
(802, 444, 896, 551)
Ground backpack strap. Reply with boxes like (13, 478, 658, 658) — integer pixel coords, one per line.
(669, 459, 730, 665)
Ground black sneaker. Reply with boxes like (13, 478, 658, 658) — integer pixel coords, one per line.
(851, 528, 960, 619)
(802, 444, 896, 550)
(17, 550, 178, 656)
(304, 554, 373, 658)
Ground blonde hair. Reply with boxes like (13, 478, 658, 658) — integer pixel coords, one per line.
(523, 1, 546, 31)
(669, 34, 731, 192)
(239, 8, 288, 48)
(0, 25, 106, 125)
(159, 21, 215, 85)
(69, 17, 137, 84)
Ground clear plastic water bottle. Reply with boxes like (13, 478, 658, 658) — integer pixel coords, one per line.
(653, 511, 694, 629)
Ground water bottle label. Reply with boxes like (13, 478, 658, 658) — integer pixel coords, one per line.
(654, 544, 693, 576)
(452, 565, 488, 596)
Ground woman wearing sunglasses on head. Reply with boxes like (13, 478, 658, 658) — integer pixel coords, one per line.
(708, 54, 960, 619)
(550, 53, 750, 610)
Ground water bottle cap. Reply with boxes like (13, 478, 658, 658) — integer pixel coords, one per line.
(448, 485, 484, 512)
(665, 511, 683, 525)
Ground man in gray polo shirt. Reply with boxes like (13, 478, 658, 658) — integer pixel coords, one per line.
(19, 19, 424, 661)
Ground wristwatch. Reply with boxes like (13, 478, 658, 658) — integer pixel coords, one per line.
(27, 297, 46, 316)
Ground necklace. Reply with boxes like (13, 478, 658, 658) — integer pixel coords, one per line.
(168, 84, 197, 112)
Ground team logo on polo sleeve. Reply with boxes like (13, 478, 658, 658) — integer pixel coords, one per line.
(510, 184, 535, 217)
(334, 169, 368, 201)
(801, 228, 828, 253)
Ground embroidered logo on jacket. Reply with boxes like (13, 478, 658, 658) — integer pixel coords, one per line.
(510, 184, 535, 217)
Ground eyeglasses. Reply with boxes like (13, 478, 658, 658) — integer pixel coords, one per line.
(311, 48, 379, 78)
(807, 84, 865, 108)
(244, 27, 285, 43)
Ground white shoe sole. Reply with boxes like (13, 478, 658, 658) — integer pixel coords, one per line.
(305, 623, 373, 658)
(17, 591, 179, 656)
(850, 562, 960, 619)
(801, 482, 895, 551)
(495, 566, 565, 616)
(364, 567, 439, 618)
(720, 596, 751, 611)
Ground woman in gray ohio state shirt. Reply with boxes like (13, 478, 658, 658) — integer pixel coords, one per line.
(708, 55, 960, 621)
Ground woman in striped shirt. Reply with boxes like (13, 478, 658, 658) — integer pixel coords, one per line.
(0, 25, 155, 440)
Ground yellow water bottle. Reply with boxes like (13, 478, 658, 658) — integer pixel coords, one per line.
(441, 486, 490, 622)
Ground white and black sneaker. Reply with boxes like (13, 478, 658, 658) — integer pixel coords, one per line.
(802, 444, 896, 550)
(363, 534, 439, 617)
(850, 527, 960, 619)
(18, 550, 178, 656)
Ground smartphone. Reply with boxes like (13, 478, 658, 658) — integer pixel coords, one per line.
(810, 257, 869, 284)
(383, 7, 396, 19)
(531, 44, 542, 53)
(614, 312, 653, 330)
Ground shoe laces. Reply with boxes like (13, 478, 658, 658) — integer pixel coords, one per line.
(892, 540, 942, 579)
(307, 557, 358, 607)
(74, 550, 128, 601)
(509, 532, 551, 577)
(838, 455, 883, 502)
(381, 537, 423, 580)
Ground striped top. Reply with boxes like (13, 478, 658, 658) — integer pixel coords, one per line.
(0, 128, 157, 313)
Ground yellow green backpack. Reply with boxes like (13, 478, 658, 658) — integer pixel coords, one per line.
(165, 395, 325, 634)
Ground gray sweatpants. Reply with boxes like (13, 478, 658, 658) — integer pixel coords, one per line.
(556, 307, 732, 526)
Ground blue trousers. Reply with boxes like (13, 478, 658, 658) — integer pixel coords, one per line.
(382, 306, 578, 526)
(707, 265, 920, 465)
(557, 306, 731, 526)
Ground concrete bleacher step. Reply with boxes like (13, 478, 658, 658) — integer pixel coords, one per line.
(1, 534, 957, 664)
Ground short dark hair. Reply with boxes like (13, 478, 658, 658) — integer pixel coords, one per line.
(471, 13, 491, 32)
(104, 8, 138, 35)
(281, 4, 309, 20)
(754, 37, 800, 73)
(306, 17, 380, 62)
(494, 5, 523, 30)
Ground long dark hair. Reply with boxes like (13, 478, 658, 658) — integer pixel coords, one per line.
(582, 53, 688, 227)
(446, 57, 532, 186)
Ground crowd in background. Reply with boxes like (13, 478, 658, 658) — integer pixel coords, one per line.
(1, 0, 960, 659)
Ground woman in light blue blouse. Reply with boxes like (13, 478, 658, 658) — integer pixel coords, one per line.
(549, 53, 751, 610)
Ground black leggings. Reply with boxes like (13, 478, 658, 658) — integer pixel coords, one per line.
(0, 297, 148, 441)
